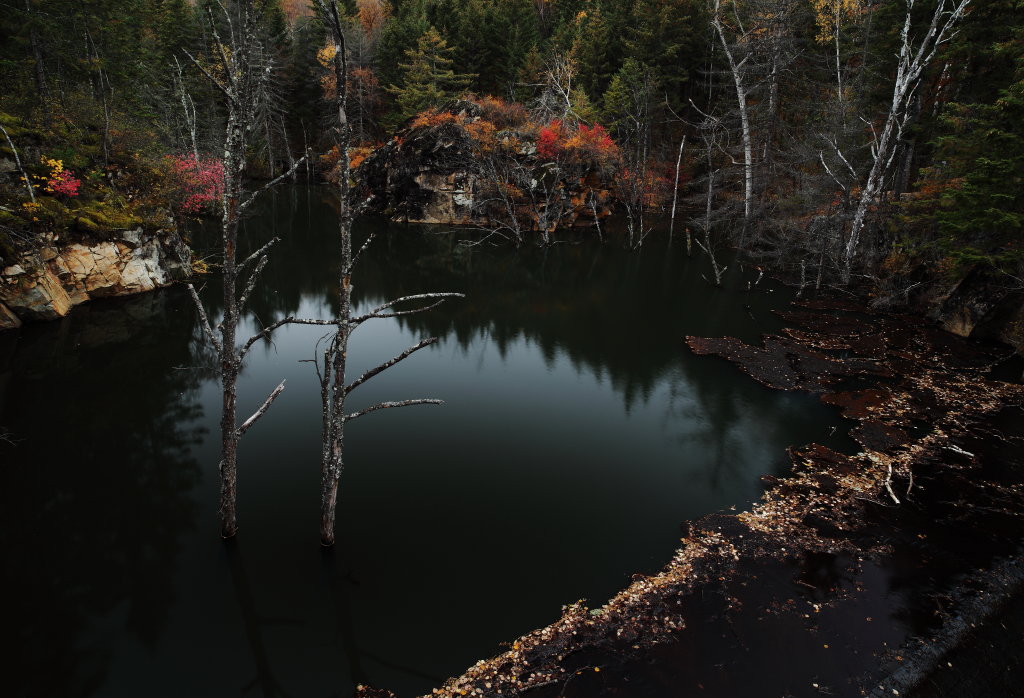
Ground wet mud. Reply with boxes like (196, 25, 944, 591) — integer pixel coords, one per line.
(369, 301, 1024, 698)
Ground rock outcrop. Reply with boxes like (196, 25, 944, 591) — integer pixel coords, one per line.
(359, 102, 483, 226)
(358, 100, 614, 230)
(0, 228, 191, 329)
(929, 265, 1024, 353)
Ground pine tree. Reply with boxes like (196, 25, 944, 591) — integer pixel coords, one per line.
(375, 0, 431, 93)
(385, 26, 474, 125)
(624, 0, 704, 112)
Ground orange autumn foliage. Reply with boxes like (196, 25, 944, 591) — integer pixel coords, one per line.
(409, 109, 464, 130)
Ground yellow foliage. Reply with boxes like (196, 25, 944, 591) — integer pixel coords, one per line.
(810, 0, 863, 43)
(42, 157, 64, 174)
(317, 44, 337, 67)
(465, 120, 498, 150)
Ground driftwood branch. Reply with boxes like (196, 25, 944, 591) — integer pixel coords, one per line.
(344, 399, 443, 423)
(345, 337, 439, 396)
(237, 380, 286, 437)
(187, 283, 223, 353)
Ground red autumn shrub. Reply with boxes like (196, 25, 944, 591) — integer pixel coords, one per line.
(168, 154, 224, 214)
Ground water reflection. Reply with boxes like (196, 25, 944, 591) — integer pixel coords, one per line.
(4, 186, 856, 697)
(0, 291, 204, 697)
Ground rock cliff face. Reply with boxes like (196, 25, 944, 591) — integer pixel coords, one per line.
(0, 228, 191, 330)
(926, 265, 1024, 353)
(359, 103, 483, 226)
(358, 100, 613, 230)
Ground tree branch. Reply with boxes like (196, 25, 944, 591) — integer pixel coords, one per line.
(345, 337, 439, 396)
(239, 151, 311, 212)
(187, 283, 223, 353)
(237, 254, 268, 313)
(344, 399, 443, 423)
(239, 236, 279, 273)
(347, 232, 378, 275)
(237, 380, 286, 437)
(182, 48, 234, 104)
(351, 293, 464, 324)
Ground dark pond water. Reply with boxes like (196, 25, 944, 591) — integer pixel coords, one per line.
(1, 186, 860, 697)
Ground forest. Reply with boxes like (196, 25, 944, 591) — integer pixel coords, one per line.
(2, 1, 1024, 697)
(1, 0, 1022, 306)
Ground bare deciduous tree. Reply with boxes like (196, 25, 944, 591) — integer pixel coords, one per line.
(711, 0, 755, 227)
(842, 0, 971, 281)
(185, 0, 309, 538)
(312, 0, 463, 547)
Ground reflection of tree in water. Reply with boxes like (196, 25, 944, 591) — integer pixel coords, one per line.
(359, 230, 691, 413)
(190, 186, 824, 499)
(190, 187, 695, 411)
(0, 291, 205, 696)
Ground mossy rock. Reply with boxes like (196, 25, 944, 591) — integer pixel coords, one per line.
(73, 216, 101, 235)
(0, 113, 43, 149)
(70, 201, 144, 238)
(32, 196, 73, 227)
(0, 208, 29, 231)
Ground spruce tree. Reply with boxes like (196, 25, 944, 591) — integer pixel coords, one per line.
(385, 26, 474, 125)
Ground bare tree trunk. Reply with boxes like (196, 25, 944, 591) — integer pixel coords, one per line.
(174, 58, 201, 162)
(1, 125, 35, 204)
(712, 0, 754, 225)
(185, 0, 307, 538)
(669, 136, 686, 252)
(696, 129, 727, 286)
(83, 23, 111, 169)
(314, 0, 462, 546)
(844, 0, 971, 281)
(25, 0, 51, 106)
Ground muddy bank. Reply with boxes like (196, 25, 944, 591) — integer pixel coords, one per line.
(369, 300, 1024, 698)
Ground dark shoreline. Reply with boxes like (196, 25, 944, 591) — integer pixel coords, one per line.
(374, 296, 1024, 698)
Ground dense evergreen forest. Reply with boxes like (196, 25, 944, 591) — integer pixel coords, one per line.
(0, 0, 1022, 320)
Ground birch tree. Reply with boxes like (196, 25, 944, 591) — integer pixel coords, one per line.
(710, 0, 755, 226)
(842, 0, 971, 281)
(185, 0, 308, 538)
(312, 0, 463, 547)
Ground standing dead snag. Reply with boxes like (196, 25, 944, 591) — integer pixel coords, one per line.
(843, 0, 971, 282)
(313, 0, 463, 547)
(184, 0, 309, 538)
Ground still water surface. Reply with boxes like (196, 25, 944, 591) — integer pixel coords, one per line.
(1, 187, 856, 696)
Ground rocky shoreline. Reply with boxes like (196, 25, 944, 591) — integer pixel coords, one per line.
(0, 227, 191, 330)
(357, 298, 1024, 698)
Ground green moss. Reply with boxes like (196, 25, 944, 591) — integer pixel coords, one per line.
(0, 208, 29, 231)
(0, 231, 15, 263)
(71, 201, 144, 237)
(73, 216, 101, 234)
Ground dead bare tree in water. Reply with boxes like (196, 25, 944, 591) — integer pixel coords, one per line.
(184, 0, 308, 538)
(312, 0, 463, 547)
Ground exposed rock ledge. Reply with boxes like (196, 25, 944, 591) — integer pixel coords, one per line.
(0, 228, 191, 330)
